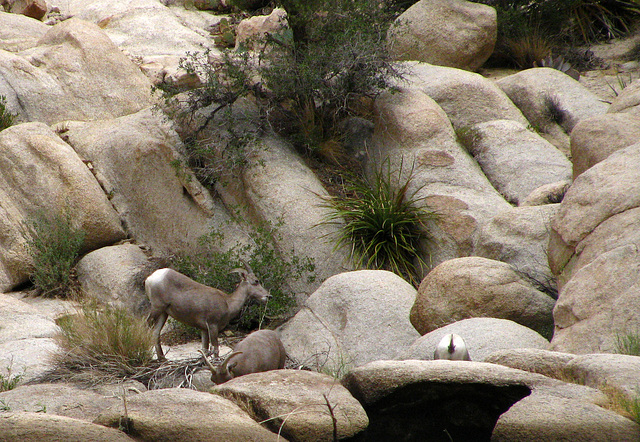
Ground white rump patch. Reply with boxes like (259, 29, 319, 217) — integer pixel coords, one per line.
(145, 268, 171, 288)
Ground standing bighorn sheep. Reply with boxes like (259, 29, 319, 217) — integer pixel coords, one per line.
(433, 333, 471, 361)
(145, 266, 271, 361)
(200, 329, 287, 384)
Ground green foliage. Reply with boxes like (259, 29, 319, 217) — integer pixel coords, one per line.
(160, 0, 401, 160)
(51, 303, 155, 384)
(262, 0, 402, 150)
(320, 159, 434, 286)
(172, 221, 315, 330)
(228, 0, 269, 10)
(22, 210, 85, 298)
(0, 399, 10, 412)
(620, 392, 640, 424)
(615, 330, 640, 356)
(0, 95, 16, 131)
(474, 0, 640, 67)
(0, 369, 23, 392)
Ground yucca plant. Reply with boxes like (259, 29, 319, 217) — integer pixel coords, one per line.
(567, 0, 640, 42)
(320, 159, 434, 286)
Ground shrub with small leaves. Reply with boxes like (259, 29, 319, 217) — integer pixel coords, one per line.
(172, 220, 315, 331)
(159, 0, 402, 163)
(22, 210, 85, 298)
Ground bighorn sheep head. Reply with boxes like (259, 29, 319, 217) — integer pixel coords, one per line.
(199, 329, 287, 384)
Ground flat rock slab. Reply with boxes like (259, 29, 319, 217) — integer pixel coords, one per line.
(342, 360, 535, 441)
(0, 411, 134, 442)
(0, 383, 122, 422)
(94, 387, 282, 441)
(213, 369, 368, 441)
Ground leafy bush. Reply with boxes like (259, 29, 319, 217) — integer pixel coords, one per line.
(0, 95, 16, 131)
(21, 210, 85, 298)
(50, 303, 155, 385)
(319, 159, 434, 286)
(161, 0, 402, 167)
(172, 221, 315, 330)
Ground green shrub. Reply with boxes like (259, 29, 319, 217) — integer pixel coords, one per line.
(172, 220, 315, 330)
(21, 210, 85, 298)
(320, 159, 434, 286)
(0, 95, 16, 131)
(161, 0, 402, 164)
(51, 303, 155, 384)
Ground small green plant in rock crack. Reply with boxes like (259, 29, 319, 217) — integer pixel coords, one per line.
(21, 209, 85, 298)
(615, 329, 640, 356)
(319, 158, 435, 287)
(0, 95, 17, 131)
(0, 367, 23, 392)
(172, 219, 315, 331)
(0, 400, 10, 412)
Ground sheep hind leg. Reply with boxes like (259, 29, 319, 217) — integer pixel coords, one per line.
(151, 311, 168, 361)
(206, 323, 219, 359)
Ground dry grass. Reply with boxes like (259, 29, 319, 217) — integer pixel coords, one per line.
(41, 303, 156, 386)
(506, 33, 553, 69)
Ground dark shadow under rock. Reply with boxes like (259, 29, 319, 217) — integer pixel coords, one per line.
(347, 381, 530, 442)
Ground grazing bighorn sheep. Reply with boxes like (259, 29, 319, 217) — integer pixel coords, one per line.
(145, 266, 271, 361)
(434, 333, 471, 361)
(200, 329, 287, 384)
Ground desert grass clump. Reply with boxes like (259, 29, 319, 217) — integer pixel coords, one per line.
(320, 159, 434, 286)
(615, 330, 640, 356)
(620, 392, 640, 424)
(49, 303, 155, 385)
(21, 210, 85, 298)
(506, 32, 553, 68)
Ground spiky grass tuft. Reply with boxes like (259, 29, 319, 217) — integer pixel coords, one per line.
(320, 159, 434, 286)
(47, 303, 155, 386)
